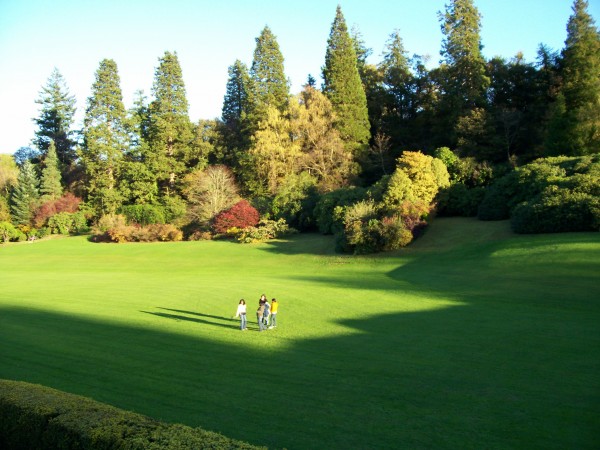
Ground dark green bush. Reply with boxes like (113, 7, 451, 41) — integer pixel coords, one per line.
(0, 379, 264, 450)
(438, 183, 486, 217)
(478, 155, 599, 222)
(511, 187, 600, 233)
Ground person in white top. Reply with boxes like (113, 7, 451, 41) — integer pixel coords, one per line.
(235, 299, 247, 330)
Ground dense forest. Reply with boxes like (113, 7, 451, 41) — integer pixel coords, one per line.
(1, 0, 598, 252)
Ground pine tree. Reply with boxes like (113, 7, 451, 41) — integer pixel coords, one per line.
(40, 140, 63, 201)
(33, 68, 77, 169)
(11, 160, 39, 225)
(437, 0, 490, 149)
(147, 51, 193, 196)
(322, 6, 370, 153)
(81, 59, 129, 216)
(551, 0, 600, 155)
(250, 26, 289, 114)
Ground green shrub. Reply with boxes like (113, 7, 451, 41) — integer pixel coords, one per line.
(0, 221, 23, 243)
(479, 155, 600, 226)
(380, 215, 413, 251)
(270, 172, 319, 231)
(511, 186, 600, 233)
(0, 379, 264, 450)
(438, 183, 486, 217)
(343, 200, 383, 254)
(47, 212, 89, 235)
(313, 187, 367, 235)
(120, 204, 166, 226)
(236, 219, 296, 243)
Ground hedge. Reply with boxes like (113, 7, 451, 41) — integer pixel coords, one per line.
(0, 379, 265, 450)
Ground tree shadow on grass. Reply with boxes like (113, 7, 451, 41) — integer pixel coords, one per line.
(1, 298, 598, 450)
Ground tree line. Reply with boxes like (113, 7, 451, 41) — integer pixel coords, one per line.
(1, 0, 598, 249)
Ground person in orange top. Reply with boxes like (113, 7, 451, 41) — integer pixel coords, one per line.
(269, 298, 278, 329)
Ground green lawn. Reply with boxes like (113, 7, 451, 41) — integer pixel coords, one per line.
(1, 218, 599, 449)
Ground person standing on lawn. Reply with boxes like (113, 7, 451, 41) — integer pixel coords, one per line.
(235, 299, 247, 330)
(269, 298, 278, 328)
(263, 297, 270, 327)
(257, 298, 266, 332)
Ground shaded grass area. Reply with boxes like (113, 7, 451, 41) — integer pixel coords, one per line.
(0, 218, 599, 449)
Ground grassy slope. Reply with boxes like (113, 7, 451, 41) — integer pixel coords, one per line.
(0, 218, 598, 449)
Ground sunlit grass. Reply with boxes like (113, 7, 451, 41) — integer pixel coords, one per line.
(1, 218, 599, 449)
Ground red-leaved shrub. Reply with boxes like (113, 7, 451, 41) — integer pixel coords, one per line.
(212, 200, 260, 234)
(34, 193, 82, 228)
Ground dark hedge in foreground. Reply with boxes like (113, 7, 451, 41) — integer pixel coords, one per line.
(0, 379, 265, 450)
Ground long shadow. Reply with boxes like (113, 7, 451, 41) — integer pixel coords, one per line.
(157, 307, 238, 323)
(140, 311, 239, 330)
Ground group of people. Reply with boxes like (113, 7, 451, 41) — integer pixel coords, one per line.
(234, 294, 279, 331)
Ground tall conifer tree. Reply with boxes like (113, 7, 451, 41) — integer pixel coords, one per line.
(147, 51, 193, 196)
(250, 26, 289, 114)
(322, 6, 370, 154)
(33, 69, 77, 170)
(40, 140, 63, 201)
(11, 160, 39, 225)
(549, 0, 600, 155)
(81, 59, 128, 216)
(437, 0, 490, 149)
(221, 60, 253, 168)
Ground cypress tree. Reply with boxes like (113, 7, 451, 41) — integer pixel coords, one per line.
(147, 51, 193, 196)
(81, 59, 129, 216)
(11, 160, 39, 226)
(322, 6, 370, 153)
(550, 0, 600, 155)
(40, 140, 63, 201)
(33, 69, 77, 169)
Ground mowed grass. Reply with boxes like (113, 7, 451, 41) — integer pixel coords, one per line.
(0, 218, 599, 449)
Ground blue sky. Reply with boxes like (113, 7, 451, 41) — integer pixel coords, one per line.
(0, 0, 598, 154)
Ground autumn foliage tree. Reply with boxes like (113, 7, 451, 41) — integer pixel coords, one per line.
(212, 199, 260, 233)
(183, 165, 239, 226)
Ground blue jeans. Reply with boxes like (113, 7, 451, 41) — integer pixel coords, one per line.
(270, 313, 277, 327)
(257, 314, 265, 331)
(240, 314, 247, 330)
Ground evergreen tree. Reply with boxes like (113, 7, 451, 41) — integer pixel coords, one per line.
(11, 160, 39, 225)
(250, 26, 289, 114)
(32, 68, 77, 169)
(379, 30, 416, 150)
(81, 59, 129, 216)
(550, 0, 600, 155)
(40, 140, 63, 201)
(221, 60, 253, 168)
(322, 6, 370, 154)
(437, 0, 490, 150)
(147, 51, 193, 196)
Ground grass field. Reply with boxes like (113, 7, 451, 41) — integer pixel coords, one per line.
(1, 218, 599, 449)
